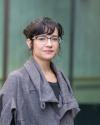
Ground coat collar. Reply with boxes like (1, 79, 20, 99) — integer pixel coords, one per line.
(24, 57, 79, 117)
(24, 57, 58, 105)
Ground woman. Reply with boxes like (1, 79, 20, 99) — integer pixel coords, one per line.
(0, 17, 80, 125)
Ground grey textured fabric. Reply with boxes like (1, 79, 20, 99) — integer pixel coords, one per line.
(0, 57, 80, 125)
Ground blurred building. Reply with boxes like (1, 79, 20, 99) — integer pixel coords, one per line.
(0, 0, 100, 124)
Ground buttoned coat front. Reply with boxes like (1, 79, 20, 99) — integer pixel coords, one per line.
(0, 57, 80, 125)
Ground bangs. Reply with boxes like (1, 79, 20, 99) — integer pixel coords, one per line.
(32, 21, 56, 36)
(23, 17, 64, 40)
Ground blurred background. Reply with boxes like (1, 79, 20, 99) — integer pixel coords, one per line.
(0, 0, 100, 124)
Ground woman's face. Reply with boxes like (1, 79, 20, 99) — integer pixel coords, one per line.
(31, 28, 60, 62)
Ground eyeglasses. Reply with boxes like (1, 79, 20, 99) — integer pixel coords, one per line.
(32, 35, 61, 44)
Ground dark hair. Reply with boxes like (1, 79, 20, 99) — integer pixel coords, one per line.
(23, 17, 64, 40)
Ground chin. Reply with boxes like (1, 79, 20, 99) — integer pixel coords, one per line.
(42, 56, 55, 61)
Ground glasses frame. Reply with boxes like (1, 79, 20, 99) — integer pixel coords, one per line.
(32, 34, 61, 44)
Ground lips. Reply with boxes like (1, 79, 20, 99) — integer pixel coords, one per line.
(43, 50, 54, 53)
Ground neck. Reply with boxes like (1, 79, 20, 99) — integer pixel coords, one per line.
(33, 56, 52, 73)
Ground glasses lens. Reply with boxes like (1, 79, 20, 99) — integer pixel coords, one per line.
(37, 36, 47, 41)
(33, 35, 61, 43)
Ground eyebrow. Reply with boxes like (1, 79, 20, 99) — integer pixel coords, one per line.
(36, 34, 59, 37)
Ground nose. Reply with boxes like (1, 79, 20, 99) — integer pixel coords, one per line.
(46, 38, 52, 47)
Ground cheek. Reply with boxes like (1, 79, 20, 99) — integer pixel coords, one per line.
(32, 43, 43, 54)
(55, 44, 60, 53)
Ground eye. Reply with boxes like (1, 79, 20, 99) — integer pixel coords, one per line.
(51, 37, 58, 41)
(37, 36, 46, 41)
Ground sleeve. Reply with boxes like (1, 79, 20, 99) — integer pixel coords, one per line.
(0, 74, 17, 125)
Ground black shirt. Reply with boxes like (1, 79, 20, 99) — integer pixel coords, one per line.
(48, 82, 60, 100)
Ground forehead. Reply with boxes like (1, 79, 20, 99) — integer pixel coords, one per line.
(50, 28, 58, 36)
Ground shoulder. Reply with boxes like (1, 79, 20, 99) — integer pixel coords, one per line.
(7, 66, 29, 82)
(0, 67, 28, 93)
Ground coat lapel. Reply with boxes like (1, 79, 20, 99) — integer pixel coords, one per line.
(24, 57, 58, 109)
(51, 63, 80, 118)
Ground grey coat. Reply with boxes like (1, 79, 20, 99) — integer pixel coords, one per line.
(0, 57, 80, 125)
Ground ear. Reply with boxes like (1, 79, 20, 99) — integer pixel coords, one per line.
(26, 39, 32, 49)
